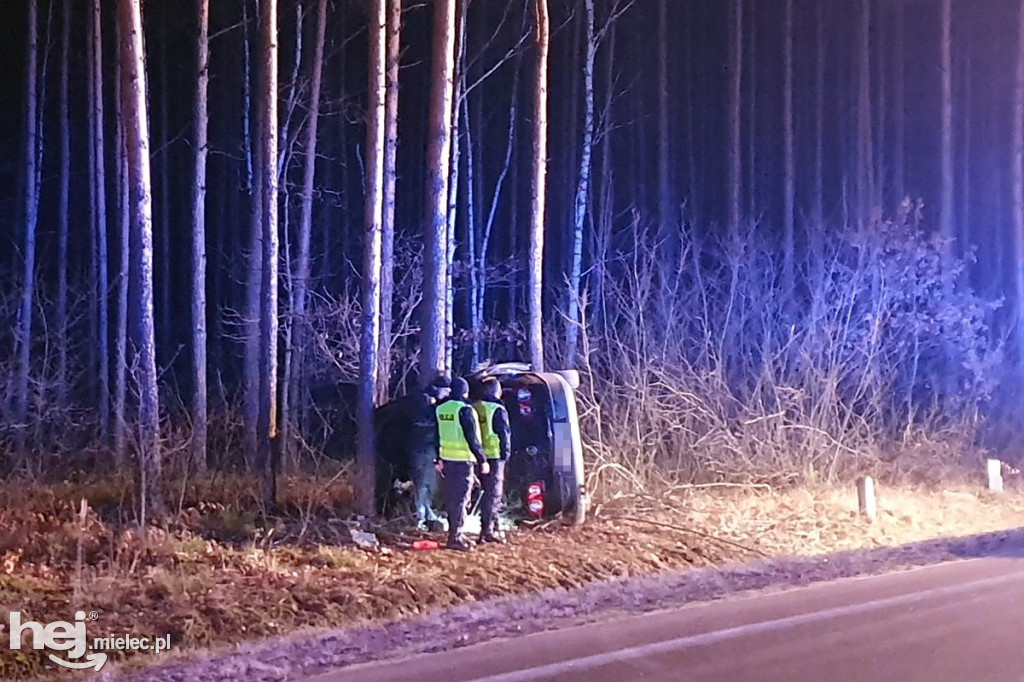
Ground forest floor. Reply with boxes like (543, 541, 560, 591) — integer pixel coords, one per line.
(4, 474, 1024, 680)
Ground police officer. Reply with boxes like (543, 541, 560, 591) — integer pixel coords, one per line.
(407, 390, 442, 531)
(435, 377, 489, 551)
(472, 378, 511, 543)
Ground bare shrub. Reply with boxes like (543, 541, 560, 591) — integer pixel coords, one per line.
(575, 204, 1002, 498)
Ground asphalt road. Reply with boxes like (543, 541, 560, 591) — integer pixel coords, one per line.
(306, 555, 1024, 682)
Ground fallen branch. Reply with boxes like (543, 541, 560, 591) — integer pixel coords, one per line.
(615, 515, 770, 558)
(666, 482, 774, 493)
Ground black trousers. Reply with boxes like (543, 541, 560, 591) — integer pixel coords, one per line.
(479, 459, 506, 534)
(442, 460, 474, 542)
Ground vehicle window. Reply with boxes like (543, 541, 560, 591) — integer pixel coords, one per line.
(550, 383, 568, 422)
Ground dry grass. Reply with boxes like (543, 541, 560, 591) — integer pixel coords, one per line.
(5, 474, 1024, 680)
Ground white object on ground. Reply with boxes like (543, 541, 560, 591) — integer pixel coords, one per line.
(349, 529, 380, 550)
(857, 476, 876, 519)
(988, 459, 1003, 492)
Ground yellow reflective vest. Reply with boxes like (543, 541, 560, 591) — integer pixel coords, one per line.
(435, 400, 475, 461)
(473, 400, 506, 460)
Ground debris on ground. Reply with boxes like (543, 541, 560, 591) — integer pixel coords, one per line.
(6, 479, 1024, 680)
(348, 529, 380, 550)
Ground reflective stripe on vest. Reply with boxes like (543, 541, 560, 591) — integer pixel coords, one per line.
(435, 400, 474, 461)
(473, 400, 505, 459)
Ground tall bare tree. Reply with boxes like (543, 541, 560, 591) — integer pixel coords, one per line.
(92, 0, 111, 443)
(257, 0, 281, 509)
(726, 0, 742, 239)
(592, 18, 615, 328)
(813, 0, 824, 225)
(893, 0, 906, 203)
(422, 0, 457, 377)
(1014, 0, 1024, 373)
(377, 0, 401, 402)
(745, 0, 757, 219)
(113, 3, 130, 466)
(158, 12, 173, 365)
(565, 0, 596, 366)
(285, 0, 329, 467)
(242, 0, 262, 465)
(359, 0, 387, 516)
(191, 0, 211, 472)
(959, 40, 972, 246)
(117, 0, 164, 519)
(782, 0, 794, 291)
(656, 0, 673, 263)
(529, 0, 550, 371)
(57, 0, 71, 408)
(940, 0, 954, 260)
(856, 0, 873, 228)
(14, 0, 40, 465)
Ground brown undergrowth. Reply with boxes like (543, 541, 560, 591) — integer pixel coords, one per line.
(5, 475, 1024, 680)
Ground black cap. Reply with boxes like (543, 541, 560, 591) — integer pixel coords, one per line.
(451, 377, 470, 400)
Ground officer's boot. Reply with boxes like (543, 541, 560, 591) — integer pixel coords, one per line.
(480, 520, 507, 544)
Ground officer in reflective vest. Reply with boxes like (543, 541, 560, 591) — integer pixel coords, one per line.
(434, 377, 489, 551)
(472, 378, 511, 543)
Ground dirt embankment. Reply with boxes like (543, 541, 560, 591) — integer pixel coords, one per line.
(5, 479, 1024, 680)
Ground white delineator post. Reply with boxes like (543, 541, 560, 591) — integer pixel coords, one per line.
(857, 476, 877, 519)
(987, 459, 1003, 492)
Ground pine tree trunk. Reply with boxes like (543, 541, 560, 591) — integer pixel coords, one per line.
(685, 1, 699, 225)
(117, 0, 164, 520)
(285, 0, 328, 471)
(565, 0, 595, 367)
(243, 0, 262, 467)
(782, 0, 795, 292)
(191, 0, 211, 473)
(93, 0, 110, 445)
(158, 12, 173, 370)
(814, 0, 825, 225)
(656, 0, 673, 266)
(422, 0, 457, 378)
(14, 0, 40, 466)
(464, 97, 479, 367)
(1014, 0, 1024, 373)
(960, 44, 972, 247)
(113, 6, 130, 468)
(57, 0, 70, 409)
(745, 0, 756, 220)
(874, 5, 887, 211)
(359, 0, 386, 517)
(257, 0, 280, 510)
(377, 0, 400, 402)
(940, 0, 955, 260)
(444, 0, 466, 375)
(726, 0, 743, 239)
(856, 0, 873, 228)
(335, 39, 350, 283)
(893, 0, 906, 204)
(528, 0, 550, 371)
(594, 21, 615, 330)
(87, 4, 98, 416)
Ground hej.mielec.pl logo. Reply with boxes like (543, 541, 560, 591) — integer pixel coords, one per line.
(7, 610, 172, 672)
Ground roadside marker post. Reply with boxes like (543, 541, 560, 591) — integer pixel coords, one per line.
(857, 476, 876, 519)
(987, 459, 1003, 493)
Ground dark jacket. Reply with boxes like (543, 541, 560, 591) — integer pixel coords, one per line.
(408, 391, 438, 454)
(434, 398, 487, 466)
